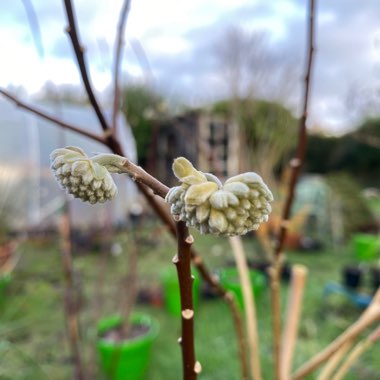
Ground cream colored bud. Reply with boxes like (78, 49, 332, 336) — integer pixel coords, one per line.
(165, 157, 273, 236)
(50, 146, 125, 204)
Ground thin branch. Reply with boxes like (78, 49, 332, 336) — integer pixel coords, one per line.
(0, 89, 106, 144)
(175, 222, 198, 380)
(111, 0, 132, 133)
(269, 261, 282, 380)
(120, 160, 169, 198)
(317, 341, 352, 380)
(292, 289, 380, 379)
(21, 0, 44, 59)
(271, 1, 316, 378)
(63, 0, 110, 133)
(230, 236, 262, 380)
(274, 0, 316, 258)
(59, 203, 85, 380)
(281, 265, 308, 379)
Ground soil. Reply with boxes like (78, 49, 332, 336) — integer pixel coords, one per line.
(100, 323, 150, 344)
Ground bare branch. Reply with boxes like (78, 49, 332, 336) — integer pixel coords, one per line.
(0, 89, 106, 144)
(63, 0, 110, 133)
(271, 1, 317, 378)
(112, 0, 132, 133)
(175, 222, 198, 380)
(274, 0, 316, 258)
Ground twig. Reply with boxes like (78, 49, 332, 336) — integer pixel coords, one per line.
(0, 89, 105, 144)
(175, 222, 198, 380)
(119, 160, 169, 198)
(63, 0, 110, 134)
(229, 236, 262, 380)
(281, 265, 308, 379)
(316, 341, 352, 380)
(274, 0, 316, 257)
(269, 261, 282, 380)
(292, 289, 380, 379)
(330, 326, 380, 380)
(111, 0, 132, 133)
(271, 1, 316, 378)
(59, 202, 85, 380)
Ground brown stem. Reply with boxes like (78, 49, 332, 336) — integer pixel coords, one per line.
(63, 0, 110, 134)
(274, 0, 316, 258)
(175, 222, 198, 380)
(271, 1, 316, 378)
(59, 203, 85, 380)
(111, 0, 131, 133)
(120, 160, 169, 198)
(0, 89, 105, 144)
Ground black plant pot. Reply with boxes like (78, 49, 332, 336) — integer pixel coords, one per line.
(370, 267, 380, 294)
(342, 266, 363, 290)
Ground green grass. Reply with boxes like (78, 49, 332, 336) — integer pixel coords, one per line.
(1, 226, 380, 379)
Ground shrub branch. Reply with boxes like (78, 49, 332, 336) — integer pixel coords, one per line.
(270, 1, 316, 378)
(175, 222, 198, 380)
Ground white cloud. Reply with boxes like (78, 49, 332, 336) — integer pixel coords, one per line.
(1, 0, 380, 133)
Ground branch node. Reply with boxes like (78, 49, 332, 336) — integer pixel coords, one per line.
(193, 255, 202, 265)
(65, 26, 71, 33)
(224, 291, 234, 302)
(173, 214, 181, 222)
(185, 234, 194, 244)
(289, 158, 301, 168)
(177, 337, 182, 345)
(103, 129, 114, 138)
(194, 361, 202, 374)
(280, 220, 291, 229)
(172, 254, 179, 264)
(182, 309, 194, 320)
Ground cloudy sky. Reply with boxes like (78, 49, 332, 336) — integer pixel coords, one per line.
(1, 0, 380, 134)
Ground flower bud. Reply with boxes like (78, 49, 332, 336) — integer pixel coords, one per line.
(50, 146, 118, 204)
(165, 157, 273, 236)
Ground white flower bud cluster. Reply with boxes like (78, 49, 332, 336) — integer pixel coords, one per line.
(165, 157, 273, 236)
(50, 146, 118, 204)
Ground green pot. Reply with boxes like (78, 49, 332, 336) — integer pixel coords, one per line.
(352, 234, 380, 262)
(97, 313, 159, 380)
(161, 268, 200, 316)
(218, 268, 266, 310)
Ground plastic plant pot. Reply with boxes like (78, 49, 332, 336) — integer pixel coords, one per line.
(342, 266, 362, 290)
(161, 268, 200, 316)
(218, 268, 266, 310)
(352, 234, 380, 262)
(97, 313, 159, 380)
